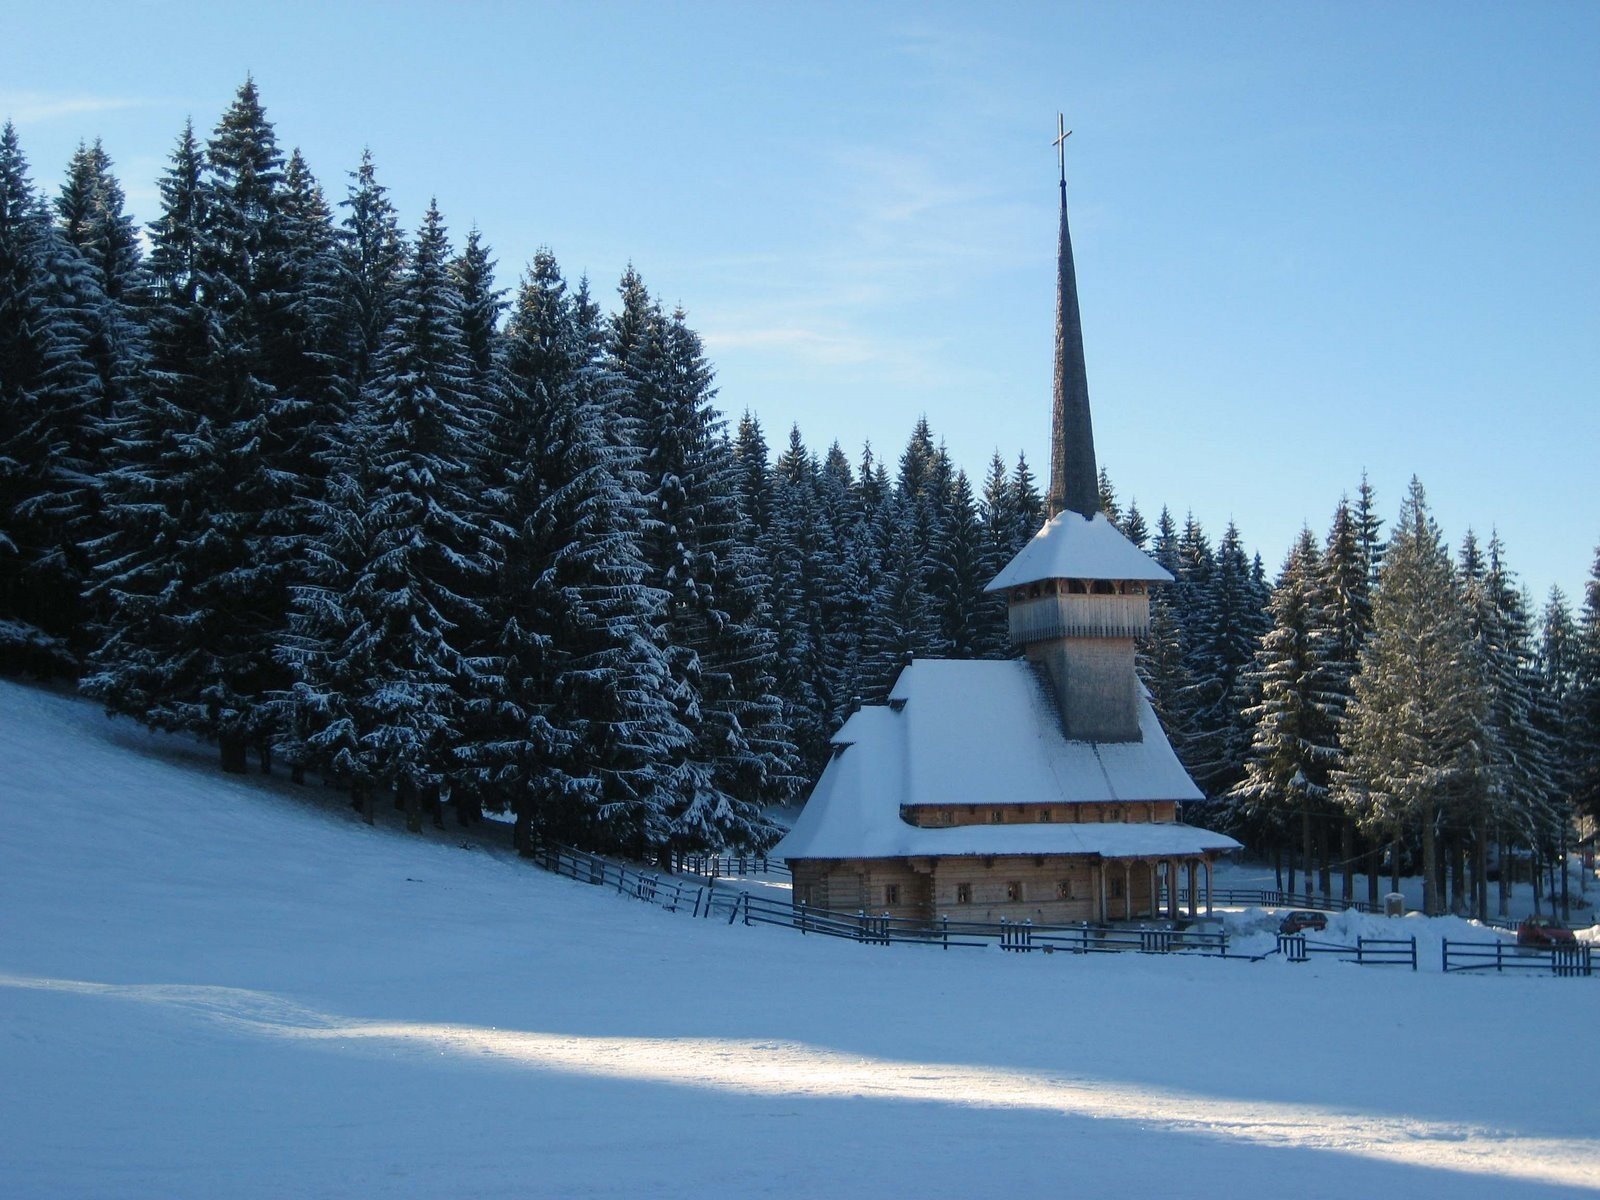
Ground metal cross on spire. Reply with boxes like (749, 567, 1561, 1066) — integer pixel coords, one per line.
(1053, 112, 1072, 187)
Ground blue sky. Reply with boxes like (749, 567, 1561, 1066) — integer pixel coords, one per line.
(6, 1, 1598, 604)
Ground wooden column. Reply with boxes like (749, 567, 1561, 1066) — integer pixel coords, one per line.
(1187, 859, 1198, 918)
(1167, 860, 1179, 920)
(1121, 861, 1132, 920)
(1147, 861, 1158, 919)
(1097, 862, 1107, 924)
(1204, 859, 1214, 915)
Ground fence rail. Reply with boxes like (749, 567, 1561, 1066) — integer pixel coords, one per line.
(671, 851, 791, 880)
(1441, 939, 1593, 977)
(1276, 933, 1417, 970)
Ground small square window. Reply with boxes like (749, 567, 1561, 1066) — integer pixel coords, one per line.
(956, 883, 972, 904)
(1040, 809, 1053, 823)
(1057, 880, 1074, 901)
(1005, 881, 1022, 902)
(885, 884, 900, 906)
(991, 810, 1004, 824)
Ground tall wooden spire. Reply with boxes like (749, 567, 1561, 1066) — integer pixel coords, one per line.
(1048, 114, 1099, 519)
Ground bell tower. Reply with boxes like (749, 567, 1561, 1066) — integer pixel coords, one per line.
(986, 118, 1171, 743)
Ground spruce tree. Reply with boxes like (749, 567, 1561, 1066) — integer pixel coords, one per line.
(1335, 478, 1486, 915)
(0, 123, 104, 673)
(283, 202, 493, 828)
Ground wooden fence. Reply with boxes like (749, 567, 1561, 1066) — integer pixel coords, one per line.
(1275, 932, 1417, 970)
(534, 839, 1590, 979)
(1441, 939, 1593, 977)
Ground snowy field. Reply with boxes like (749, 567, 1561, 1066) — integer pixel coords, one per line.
(2, 679, 1597, 1199)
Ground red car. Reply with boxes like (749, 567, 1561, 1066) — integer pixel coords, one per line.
(1279, 910, 1327, 935)
(1516, 916, 1577, 948)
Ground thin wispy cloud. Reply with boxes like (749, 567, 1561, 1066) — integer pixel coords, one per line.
(0, 90, 152, 124)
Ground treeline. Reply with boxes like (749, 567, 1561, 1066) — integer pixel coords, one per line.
(1211, 481, 1600, 919)
(3, 82, 1596, 895)
(0, 81, 1049, 857)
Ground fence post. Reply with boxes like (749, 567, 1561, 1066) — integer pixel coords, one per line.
(941, 914, 949, 950)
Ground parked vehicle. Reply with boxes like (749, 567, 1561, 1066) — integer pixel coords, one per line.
(1278, 910, 1327, 935)
(1516, 916, 1576, 948)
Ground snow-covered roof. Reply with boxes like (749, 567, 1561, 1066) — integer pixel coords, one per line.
(774, 659, 1233, 862)
(986, 510, 1172, 591)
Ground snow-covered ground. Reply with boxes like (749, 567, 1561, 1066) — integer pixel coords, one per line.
(2, 679, 1597, 1199)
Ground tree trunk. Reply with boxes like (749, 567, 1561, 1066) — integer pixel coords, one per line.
(1390, 828, 1402, 896)
(1474, 822, 1488, 923)
(1299, 802, 1312, 899)
(220, 731, 247, 775)
(1561, 827, 1571, 921)
(1318, 815, 1332, 898)
(1496, 832, 1510, 918)
(1449, 834, 1466, 915)
(257, 741, 272, 776)
(354, 782, 375, 826)
(401, 777, 423, 834)
(1421, 803, 1440, 915)
(1341, 819, 1355, 903)
(1274, 844, 1284, 891)
(291, 763, 305, 786)
(513, 797, 534, 857)
(1366, 844, 1381, 908)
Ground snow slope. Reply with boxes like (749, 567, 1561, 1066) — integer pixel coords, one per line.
(1, 680, 1597, 1199)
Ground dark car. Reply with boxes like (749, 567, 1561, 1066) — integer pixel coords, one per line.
(1516, 916, 1577, 948)
(1278, 910, 1327, 935)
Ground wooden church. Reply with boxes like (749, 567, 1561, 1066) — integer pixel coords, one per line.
(772, 125, 1238, 925)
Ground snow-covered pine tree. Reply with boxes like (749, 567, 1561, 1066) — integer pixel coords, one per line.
(1319, 495, 1376, 901)
(56, 138, 144, 434)
(282, 201, 494, 829)
(864, 494, 943, 697)
(1137, 506, 1196, 763)
(931, 469, 993, 657)
(336, 150, 407, 401)
(766, 426, 831, 769)
(1223, 529, 1343, 891)
(1096, 466, 1121, 529)
(1121, 499, 1149, 551)
(1334, 478, 1486, 915)
(611, 286, 787, 852)
(1573, 547, 1600, 829)
(0, 123, 105, 674)
(460, 250, 675, 850)
(1472, 535, 1564, 918)
(1010, 452, 1043, 545)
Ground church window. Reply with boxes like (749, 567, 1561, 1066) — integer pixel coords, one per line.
(1057, 880, 1074, 900)
(1005, 881, 1023, 902)
(884, 884, 900, 906)
(1111, 879, 1125, 899)
(991, 810, 1004, 823)
(956, 883, 972, 904)
(1039, 809, 1052, 822)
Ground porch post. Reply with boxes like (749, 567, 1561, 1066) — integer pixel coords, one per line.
(1204, 859, 1213, 915)
(1187, 859, 1198, 918)
(1122, 860, 1132, 920)
(1097, 861, 1107, 924)
(1147, 861, 1158, 919)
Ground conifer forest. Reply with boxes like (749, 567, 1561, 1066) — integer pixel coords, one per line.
(3, 82, 1597, 915)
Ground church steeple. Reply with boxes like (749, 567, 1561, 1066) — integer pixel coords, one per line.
(1048, 114, 1099, 520)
